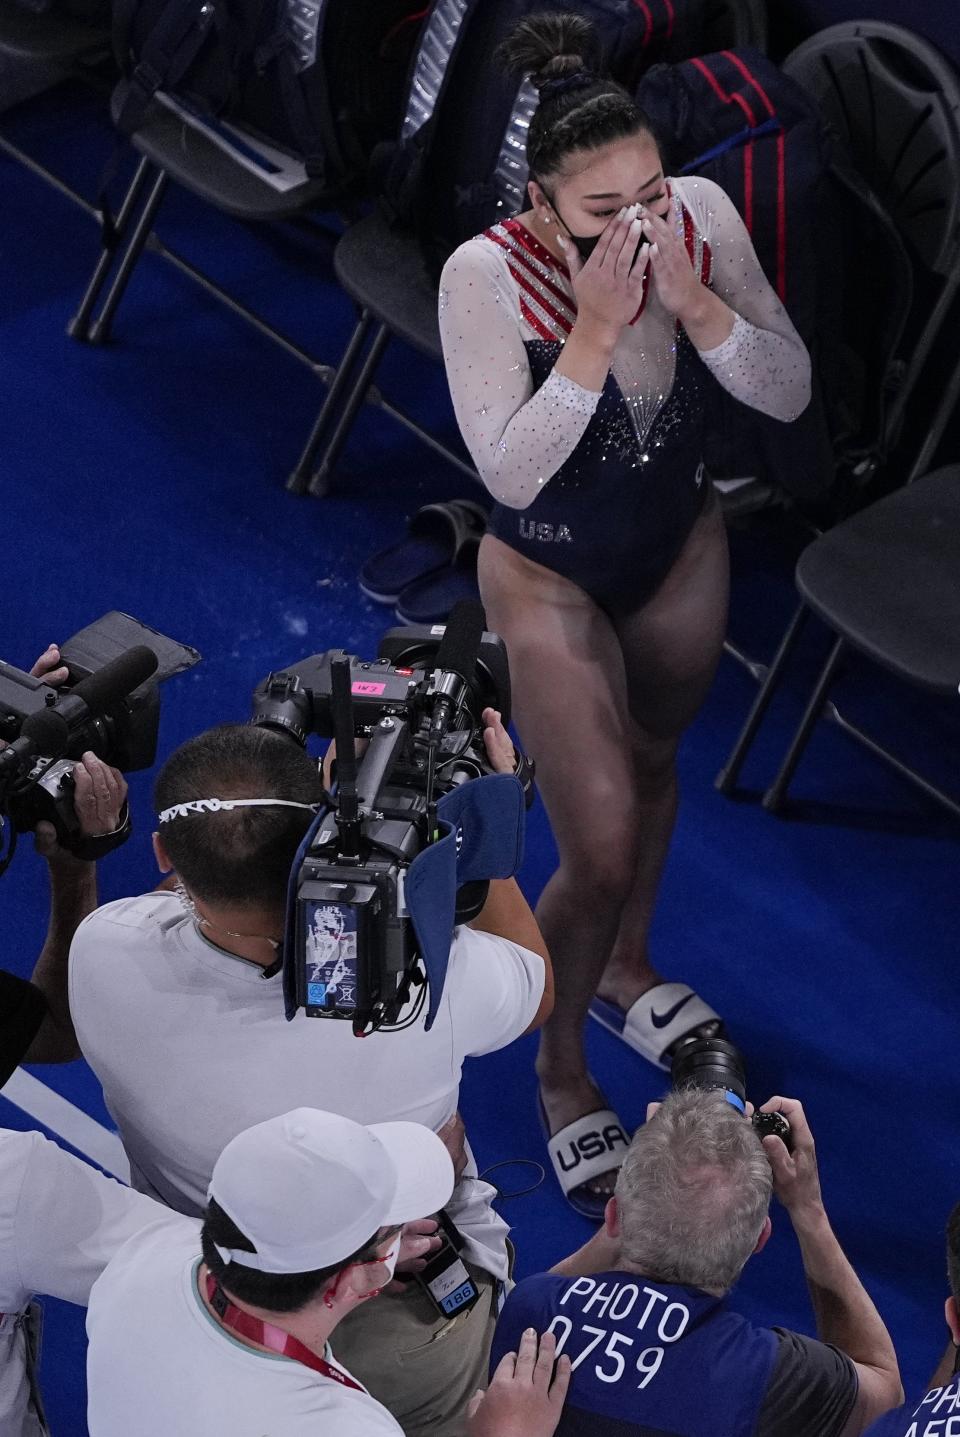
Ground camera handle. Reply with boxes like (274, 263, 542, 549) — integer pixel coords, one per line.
(329, 659, 361, 859)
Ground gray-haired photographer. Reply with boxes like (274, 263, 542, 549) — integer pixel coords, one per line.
(69, 612, 553, 1437)
(491, 1086, 903, 1437)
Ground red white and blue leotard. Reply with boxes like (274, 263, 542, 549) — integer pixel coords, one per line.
(438, 176, 810, 613)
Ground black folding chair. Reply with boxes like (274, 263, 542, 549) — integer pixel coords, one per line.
(0, 2, 112, 219)
(66, 90, 351, 487)
(718, 460, 960, 819)
(287, 213, 480, 497)
(716, 21, 960, 811)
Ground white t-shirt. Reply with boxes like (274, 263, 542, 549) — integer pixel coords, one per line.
(87, 1222, 402, 1437)
(0, 1128, 184, 1437)
(69, 893, 545, 1278)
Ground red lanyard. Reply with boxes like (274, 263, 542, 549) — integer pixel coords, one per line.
(204, 1274, 364, 1390)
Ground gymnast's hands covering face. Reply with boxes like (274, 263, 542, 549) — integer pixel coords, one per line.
(638, 205, 704, 323)
(558, 205, 650, 335)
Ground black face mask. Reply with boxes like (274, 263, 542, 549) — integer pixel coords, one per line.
(540, 187, 604, 261)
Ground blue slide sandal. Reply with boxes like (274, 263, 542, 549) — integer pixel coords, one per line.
(588, 985, 723, 1072)
(395, 541, 484, 624)
(359, 498, 488, 605)
(537, 1088, 631, 1222)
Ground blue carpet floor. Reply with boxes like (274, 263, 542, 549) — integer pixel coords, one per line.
(1, 80, 959, 1436)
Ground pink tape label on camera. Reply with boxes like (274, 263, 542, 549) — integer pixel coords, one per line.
(352, 681, 387, 696)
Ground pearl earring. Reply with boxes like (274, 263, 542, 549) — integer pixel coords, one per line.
(543, 215, 551, 224)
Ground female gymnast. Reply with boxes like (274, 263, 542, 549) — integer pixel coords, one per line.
(438, 12, 810, 1216)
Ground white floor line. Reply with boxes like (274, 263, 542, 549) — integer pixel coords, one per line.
(1, 1068, 130, 1183)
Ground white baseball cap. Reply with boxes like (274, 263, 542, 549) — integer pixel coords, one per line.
(208, 1108, 455, 1274)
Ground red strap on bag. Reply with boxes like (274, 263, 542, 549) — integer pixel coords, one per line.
(688, 53, 788, 303)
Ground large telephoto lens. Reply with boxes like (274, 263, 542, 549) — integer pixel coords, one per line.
(670, 1037, 747, 1110)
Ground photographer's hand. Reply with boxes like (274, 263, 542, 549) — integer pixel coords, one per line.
(24, 755, 127, 1065)
(760, 1096, 902, 1429)
(467, 1329, 570, 1437)
(33, 753, 129, 865)
(29, 643, 69, 688)
(383, 1219, 443, 1293)
(758, 1096, 822, 1220)
(482, 709, 515, 775)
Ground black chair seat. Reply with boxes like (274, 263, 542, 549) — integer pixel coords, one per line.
(796, 465, 960, 693)
(0, 4, 107, 62)
(334, 211, 442, 361)
(109, 88, 329, 220)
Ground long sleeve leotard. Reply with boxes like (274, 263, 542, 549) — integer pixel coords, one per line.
(439, 176, 810, 613)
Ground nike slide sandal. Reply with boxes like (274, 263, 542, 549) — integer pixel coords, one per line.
(359, 498, 488, 605)
(537, 1088, 631, 1222)
(588, 984, 723, 1072)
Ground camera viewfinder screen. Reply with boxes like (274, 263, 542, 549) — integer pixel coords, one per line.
(304, 901, 359, 1012)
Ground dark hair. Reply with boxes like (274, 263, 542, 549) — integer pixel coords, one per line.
(496, 11, 656, 180)
(153, 724, 323, 909)
(201, 1197, 382, 1314)
(947, 1202, 960, 1304)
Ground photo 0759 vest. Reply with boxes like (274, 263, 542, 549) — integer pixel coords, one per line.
(863, 1374, 960, 1437)
(491, 1270, 779, 1437)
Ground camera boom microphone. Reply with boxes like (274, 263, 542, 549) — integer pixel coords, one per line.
(429, 601, 486, 740)
(0, 709, 70, 779)
(48, 645, 159, 731)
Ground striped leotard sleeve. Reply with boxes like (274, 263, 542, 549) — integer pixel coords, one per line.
(439, 240, 601, 510)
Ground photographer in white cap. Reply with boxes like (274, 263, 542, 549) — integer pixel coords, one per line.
(85, 1108, 569, 1437)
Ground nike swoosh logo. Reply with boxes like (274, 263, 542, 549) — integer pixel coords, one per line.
(650, 993, 695, 1029)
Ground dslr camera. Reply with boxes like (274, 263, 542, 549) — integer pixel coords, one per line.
(251, 602, 532, 1036)
(671, 1037, 792, 1148)
(0, 612, 199, 868)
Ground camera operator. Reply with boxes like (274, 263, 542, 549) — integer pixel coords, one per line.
(862, 1201, 960, 1436)
(86, 1108, 569, 1437)
(0, 1126, 175, 1436)
(490, 1090, 902, 1437)
(0, 644, 128, 1085)
(68, 719, 553, 1437)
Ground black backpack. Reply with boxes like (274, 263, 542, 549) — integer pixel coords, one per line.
(637, 48, 841, 500)
(377, 0, 766, 277)
(110, 0, 425, 200)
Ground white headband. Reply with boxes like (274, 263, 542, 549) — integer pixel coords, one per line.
(157, 798, 321, 824)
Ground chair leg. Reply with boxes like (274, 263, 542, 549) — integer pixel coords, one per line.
(307, 321, 391, 497)
(715, 603, 810, 795)
(67, 156, 156, 342)
(762, 636, 847, 813)
(87, 169, 170, 345)
(286, 311, 374, 494)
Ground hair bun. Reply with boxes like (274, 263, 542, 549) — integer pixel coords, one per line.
(495, 11, 601, 87)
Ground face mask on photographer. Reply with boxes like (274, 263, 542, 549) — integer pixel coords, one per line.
(352, 1230, 402, 1287)
(372, 1232, 401, 1283)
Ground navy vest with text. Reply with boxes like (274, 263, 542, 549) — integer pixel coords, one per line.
(491, 1270, 778, 1436)
(864, 1374, 960, 1436)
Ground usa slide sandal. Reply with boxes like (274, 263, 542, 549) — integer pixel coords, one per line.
(588, 984, 723, 1072)
(537, 1089, 631, 1222)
